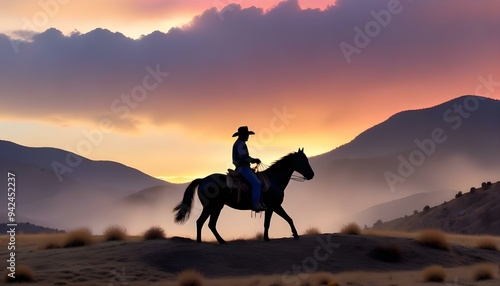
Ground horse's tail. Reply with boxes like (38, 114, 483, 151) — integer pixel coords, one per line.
(173, 178, 203, 224)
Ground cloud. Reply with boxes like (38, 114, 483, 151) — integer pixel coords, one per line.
(1, 0, 499, 140)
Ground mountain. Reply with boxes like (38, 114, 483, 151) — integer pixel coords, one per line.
(307, 95, 500, 216)
(0, 222, 64, 234)
(372, 181, 500, 235)
(350, 190, 456, 228)
(0, 140, 171, 227)
(320, 95, 500, 160)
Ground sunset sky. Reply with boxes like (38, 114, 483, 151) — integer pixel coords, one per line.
(1, 0, 499, 182)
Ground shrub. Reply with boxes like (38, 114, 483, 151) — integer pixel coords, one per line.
(423, 205, 431, 211)
(63, 227, 93, 248)
(178, 269, 204, 286)
(487, 181, 492, 186)
(103, 225, 127, 241)
(477, 237, 497, 250)
(470, 187, 476, 193)
(340, 223, 361, 235)
(473, 264, 494, 281)
(305, 227, 321, 235)
(455, 191, 463, 198)
(422, 265, 446, 282)
(369, 243, 402, 263)
(413, 210, 418, 215)
(482, 182, 487, 189)
(143, 226, 166, 240)
(416, 229, 450, 250)
(373, 219, 383, 228)
(3, 264, 35, 283)
(254, 232, 264, 240)
(309, 272, 338, 286)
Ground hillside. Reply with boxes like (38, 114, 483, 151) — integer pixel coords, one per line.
(351, 191, 456, 228)
(0, 222, 64, 234)
(1, 233, 499, 285)
(0, 140, 170, 229)
(373, 181, 500, 235)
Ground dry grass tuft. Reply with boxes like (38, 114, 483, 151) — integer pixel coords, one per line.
(473, 264, 495, 281)
(103, 225, 128, 241)
(143, 226, 166, 240)
(369, 243, 402, 263)
(3, 264, 35, 283)
(422, 265, 446, 282)
(63, 227, 93, 248)
(309, 272, 338, 285)
(305, 227, 322, 235)
(340, 223, 361, 235)
(416, 229, 449, 250)
(477, 236, 497, 250)
(178, 269, 204, 286)
(254, 232, 264, 240)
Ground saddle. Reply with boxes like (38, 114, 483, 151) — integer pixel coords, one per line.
(226, 169, 270, 203)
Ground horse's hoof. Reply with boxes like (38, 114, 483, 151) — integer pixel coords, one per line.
(219, 240, 227, 245)
(293, 236, 300, 241)
(264, 237, 270, 242)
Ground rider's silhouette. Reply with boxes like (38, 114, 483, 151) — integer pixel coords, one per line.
(232, 126, 267, 212)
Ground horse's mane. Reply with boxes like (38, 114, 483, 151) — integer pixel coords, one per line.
(265, 152, 297, 172)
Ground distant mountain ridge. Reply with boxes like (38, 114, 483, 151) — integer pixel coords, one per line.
(372, 181, 500, 235)
(317, 95, 500, 160)
(0, 139, 171, 228)
(1, 95, 498, 235)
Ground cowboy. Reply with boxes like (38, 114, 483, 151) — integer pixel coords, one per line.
(232, 126, 267, 212)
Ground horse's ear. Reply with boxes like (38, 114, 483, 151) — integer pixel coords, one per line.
(298, 148, 303, 153)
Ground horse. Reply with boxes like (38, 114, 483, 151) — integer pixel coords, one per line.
(173, 148, 314, 244)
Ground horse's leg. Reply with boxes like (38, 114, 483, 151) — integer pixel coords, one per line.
(196, 207, 211, 243)
(274, 205, 300, 240)
(208, 206, 226, 244)
(263, 210, 273, 242)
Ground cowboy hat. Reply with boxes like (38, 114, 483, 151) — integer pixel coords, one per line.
(232, 126, 255, 137)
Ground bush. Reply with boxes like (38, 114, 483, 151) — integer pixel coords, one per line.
(477, 237, 497, 250)
(482, 182, 488, 189)
(254, 232, 264, 240)
(423, 205, 431, 211)
(413, 210, 418, 215)
(340, 223, 361, 235)
(455, 191, 463, 198)
(103, 225, 128, 241)
(143, 226, 166, 240)
(470, 187, 477, 193)
(63, 227, 93, 248)
(473, 264, 494, 281)
(304, 227, 321, 235)
(373, 219, 383, 228)
(369, 243, 402, 263)
(422, 265, 446, 282)
(3, 265, 35, 283)
(178, 269, 204, 286)
(416, 229, 450, 250)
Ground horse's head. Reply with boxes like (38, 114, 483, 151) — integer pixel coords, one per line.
(293, 148, 315, 180)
